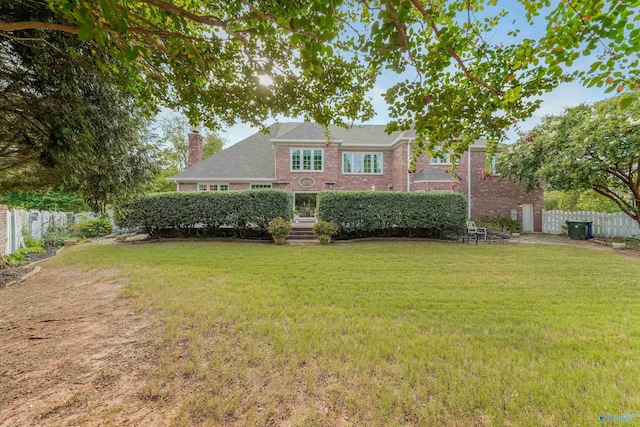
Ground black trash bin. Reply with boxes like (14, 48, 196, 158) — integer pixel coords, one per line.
(566, 220, 592, 240)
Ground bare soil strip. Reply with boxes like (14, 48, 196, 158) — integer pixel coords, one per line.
(0, 266, 169, 426)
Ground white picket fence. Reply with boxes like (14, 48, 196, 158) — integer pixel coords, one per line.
(4, 209, 73, 255)
(543, 210, 640, 238)
(3, 208, 116, 256)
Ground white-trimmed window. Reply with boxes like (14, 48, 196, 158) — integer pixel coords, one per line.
(197, 184, 229, 191)
(430, 148, 452, 165)
(251, 184, 272, 189)
(291, 148, 323, 172)
(343, 152, 383, 174)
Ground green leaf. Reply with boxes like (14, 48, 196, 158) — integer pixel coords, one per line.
(124, 45, 140, 61)
(77, 26, 93, 41)
(619, 95, 636, 109)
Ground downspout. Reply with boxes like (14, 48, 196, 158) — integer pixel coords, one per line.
(406, 142, 411, 192)
(467, 149, 472, 219)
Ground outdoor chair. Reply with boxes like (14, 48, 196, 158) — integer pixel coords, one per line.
(488, 226, 511, 244)
(466, 221, 487, 244)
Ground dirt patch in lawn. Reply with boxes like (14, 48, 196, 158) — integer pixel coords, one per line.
(0, 266, 175, 426)
(515, 233, 640, 258)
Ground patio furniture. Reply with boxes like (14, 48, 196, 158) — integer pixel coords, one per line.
(466, 221, 487, 244)
(488, 226, 510, 244)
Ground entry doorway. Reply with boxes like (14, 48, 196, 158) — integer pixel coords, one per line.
(522, 204, 534, 232)
(294, 193, 317, 218)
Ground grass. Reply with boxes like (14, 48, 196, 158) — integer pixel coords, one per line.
(51, 241, 640, 426)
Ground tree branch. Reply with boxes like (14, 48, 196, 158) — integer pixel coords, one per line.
(0, 22, 79, 34)
(408, 0, 504, 97)
(592, 185, 638, 222)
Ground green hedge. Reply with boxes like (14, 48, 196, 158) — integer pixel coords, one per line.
(117, 190, 292, 237)
(316, 191, 467, 239)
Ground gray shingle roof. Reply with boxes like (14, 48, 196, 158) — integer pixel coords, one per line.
(170, 123, 291, 181)
(412, 168, 456, 182)
(273, 122, 330, 141)
(271, 122, 408, 146)
(328, 124, 406, 146)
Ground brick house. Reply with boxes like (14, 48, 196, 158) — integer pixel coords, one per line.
(170, 122, 542, 231)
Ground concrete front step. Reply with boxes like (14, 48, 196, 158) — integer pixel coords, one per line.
(289, 229, 315, 240)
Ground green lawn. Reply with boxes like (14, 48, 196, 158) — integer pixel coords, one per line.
(52, 241, 640, 426)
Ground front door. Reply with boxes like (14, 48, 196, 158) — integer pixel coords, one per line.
(294, 193, 317, 218)
(522, 204, 534, 232)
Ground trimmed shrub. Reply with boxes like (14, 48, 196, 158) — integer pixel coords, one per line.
(316, 191, 467, 239)
(71, 216, 113, 238)
(117, 190, 292, 237)
(474, 215, 520, 233)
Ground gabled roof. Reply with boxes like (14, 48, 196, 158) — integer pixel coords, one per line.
(272, 122, 332, 142)
(270, 122, 409, 146)
(327, 124, 405, 146)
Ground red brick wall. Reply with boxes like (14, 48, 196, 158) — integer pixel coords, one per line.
(229, 183, 250, 191)
(457, 151, 543, 231)
(274, 144, 397, 192)
(178, 183, 197, 192)
(0, 204, 6, 257)
(391, 143, 408, 191)
(188, 132, 203, 167)
(272, 183, 289, 190)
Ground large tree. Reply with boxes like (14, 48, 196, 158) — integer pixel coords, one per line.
(151, 116, 225, 192)
(156, 116, 225, 172)
(0, 0, 375, 130)
(2, 1, 637, 160)
(0, 1, 158, 211)
(498, 95, 640, 227)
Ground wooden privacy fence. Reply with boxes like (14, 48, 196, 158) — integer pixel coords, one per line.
(543, 210, 640, 238)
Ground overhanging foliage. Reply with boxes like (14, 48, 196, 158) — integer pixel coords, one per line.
(1, 1, 638, 163)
